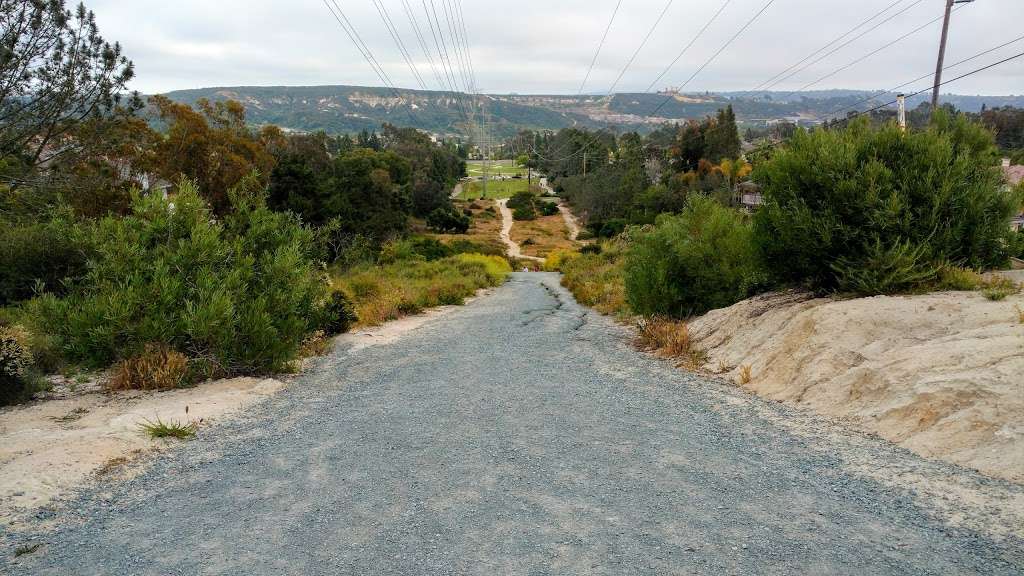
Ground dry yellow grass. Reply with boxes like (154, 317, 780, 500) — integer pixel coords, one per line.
(414, 200, 505, 255)
(738, 364, 753, 385)
(108, 343, 189, 391)
(634, 317, 708, 370)
(509, 212, 576, 258)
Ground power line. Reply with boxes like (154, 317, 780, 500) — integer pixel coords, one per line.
(400, 0, 447, 89)
(759, 0, 925, 92)
(648, 0, 777, 118)
(321, 0, 419, 127)
(578, 0, 623, 95)
(421, 0, 473, 128)
(605, 0, 675, 96)
(822, 34, 1024, 121)
(370, 0, 428, 90)
(779, 3, 961, 99)
(644, 0, 732, 93)
(750, 51, 1024, 153)
(533, 0, 683, 164)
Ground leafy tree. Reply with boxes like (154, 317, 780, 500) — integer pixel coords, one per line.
(149, 96, 275, 214)
(0, 0, 138, 172)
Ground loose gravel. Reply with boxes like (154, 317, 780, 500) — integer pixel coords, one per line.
(3, 273, 1022, 575)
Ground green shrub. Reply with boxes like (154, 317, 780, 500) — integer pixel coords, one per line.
(538, 201, 560, 216)
(318, 291, 358, 335)
(830, 239, 939, 296)
(1, 325, 37, 405)
(426, 206, 470, 234)
(625, 196, 767, 318)
(512, 204, 537, 221)
(754, 114, 1021, 292)
(445, 239, 505, 256)
(32, 180, 328, 375)
(506, 191, 535, 211)
(0, 209, 90, 305)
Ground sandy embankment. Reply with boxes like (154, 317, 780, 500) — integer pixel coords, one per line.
(689, 289, 1024, 483)
(0, 377, 284, 526)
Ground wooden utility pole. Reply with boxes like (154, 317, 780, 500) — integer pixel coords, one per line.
(932, 0, 975, 111)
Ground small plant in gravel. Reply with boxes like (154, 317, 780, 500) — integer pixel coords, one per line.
(1016, 305, 1024, 324)
(139, 418, 198, 440)
(14, 543, 41, 557)
(738, 365, 753, 385)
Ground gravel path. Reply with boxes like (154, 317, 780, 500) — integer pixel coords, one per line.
(4, 273, 1023, 575)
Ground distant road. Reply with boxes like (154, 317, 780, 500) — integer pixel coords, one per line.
(6, 275, 1021, 575)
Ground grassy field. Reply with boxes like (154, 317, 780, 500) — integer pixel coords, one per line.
(466, 160, 529, 178)
(510, 213, 576, 259)
(457, 179, 541, 200)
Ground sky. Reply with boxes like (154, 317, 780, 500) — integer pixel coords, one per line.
(87, 0, 1024, 97)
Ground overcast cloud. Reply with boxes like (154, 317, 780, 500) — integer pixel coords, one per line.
(87, 0, 1024, 96)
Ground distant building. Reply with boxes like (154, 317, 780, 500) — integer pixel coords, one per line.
(735, 181, 763, 212)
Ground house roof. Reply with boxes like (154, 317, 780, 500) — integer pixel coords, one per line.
(1004, 164, 1024, 186)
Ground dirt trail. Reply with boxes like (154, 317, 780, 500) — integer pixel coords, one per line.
(538, 177, 581, 241)
(497, 198, 544, 262)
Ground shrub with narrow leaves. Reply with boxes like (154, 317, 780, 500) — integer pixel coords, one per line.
(33, 179, 328, 375)
(754, 113, 1021, 291)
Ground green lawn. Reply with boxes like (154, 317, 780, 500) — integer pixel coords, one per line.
(465, 160, 529, 179)
(457, 179, 540, 200)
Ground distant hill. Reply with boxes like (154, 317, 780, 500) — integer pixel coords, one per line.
(161, 85, 1024, 139)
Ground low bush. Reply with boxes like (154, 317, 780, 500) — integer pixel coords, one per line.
(1, 325, 38, 406)
(542, 250, 579, 272)
(506, 191, 535, 211)
(445, 239, 505, 257)
(0, 209, 90, 305)
(140, 418, 197, 440)
(538, 201, 560, 216)
(936, 265, 984, 291)
(980, 276, 1020, 301)
(754, 113, 1021, 292)
(830, 239, 939, 296)
(625, 196, 767, 318)
(317, 291, 358, 335)
(426, 206, 470, 234)
(30, 180, 328, 375)
(108, 343, 190, 391)
(512, 204, 537, 221)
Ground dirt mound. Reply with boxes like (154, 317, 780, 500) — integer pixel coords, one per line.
(689, 290, 1024, 483)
